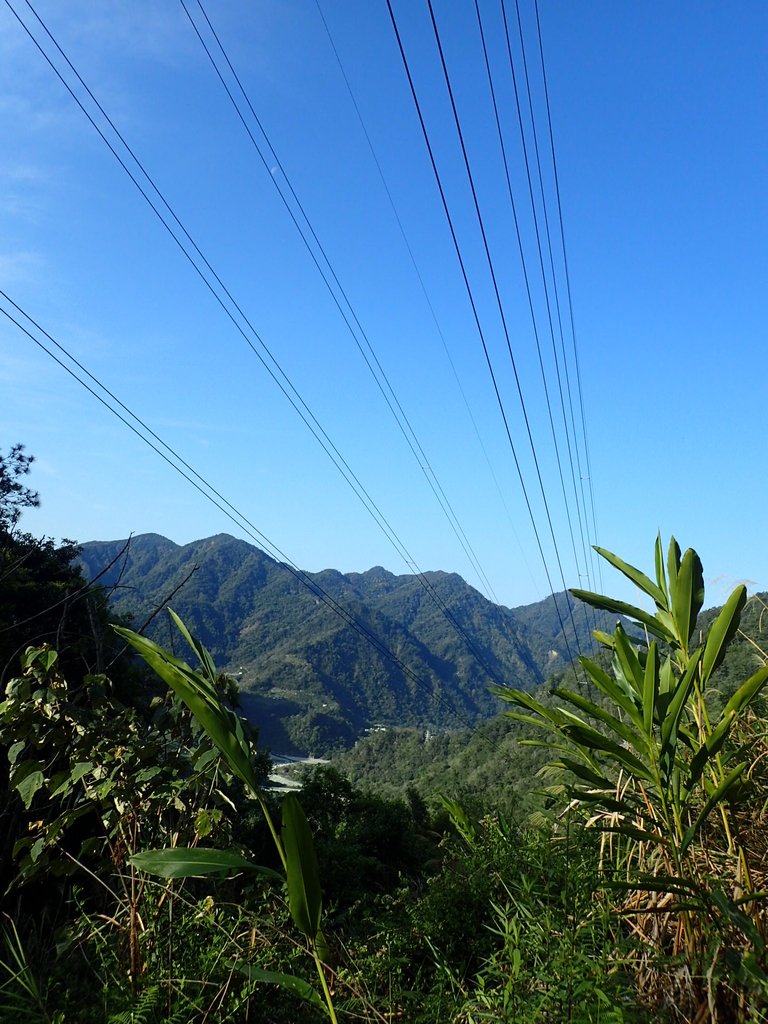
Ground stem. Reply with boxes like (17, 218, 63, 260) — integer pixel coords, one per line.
(313, 945, 338, 1024)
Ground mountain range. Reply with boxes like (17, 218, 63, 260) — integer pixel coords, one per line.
(79, 533, 611, 754)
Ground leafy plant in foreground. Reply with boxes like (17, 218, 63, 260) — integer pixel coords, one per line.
(115, 611, 338, 1021)
(495, 537, 768, 1020)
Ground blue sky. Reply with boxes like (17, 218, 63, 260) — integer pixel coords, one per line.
(1, 0, 766, 609)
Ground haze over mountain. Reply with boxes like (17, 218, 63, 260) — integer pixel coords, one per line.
(80, 533, 610, 754)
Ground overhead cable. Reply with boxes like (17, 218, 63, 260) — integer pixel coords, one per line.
(0, 289, 480, 730)
(384, 0, 579, 667)
(9, 0, 513, 688)
(182, 0, 500, 608)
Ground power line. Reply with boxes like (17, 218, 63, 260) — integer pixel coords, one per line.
(472, 0, 588, 602)
(502, 0, 595, 604)
(0, 289, 481, 730)
(8, 0, 513, 689)
(314, 0, 542, 602)
(532, 0, 602, 591)
(424, 0, 585, 661)
(384, 0, 579, 669)
(182, 0, 500, 609)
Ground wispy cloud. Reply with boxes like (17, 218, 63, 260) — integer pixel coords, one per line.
(0, 250, 43, 286)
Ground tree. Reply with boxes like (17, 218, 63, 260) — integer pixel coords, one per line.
(0, 444, 39, 535)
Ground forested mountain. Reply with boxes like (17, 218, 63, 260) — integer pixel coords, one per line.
(79, 533, 610, 752)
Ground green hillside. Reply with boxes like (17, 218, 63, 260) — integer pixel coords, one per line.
(80, 533, 609, 753)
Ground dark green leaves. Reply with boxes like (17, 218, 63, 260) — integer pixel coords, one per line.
(282, 793, 322, 940)
(130, 847, 282, 881)
(114, 615, 261, 795)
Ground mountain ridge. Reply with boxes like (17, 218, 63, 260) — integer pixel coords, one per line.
(80, 532, 607, 753)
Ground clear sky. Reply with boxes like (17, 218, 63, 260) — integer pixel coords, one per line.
(1, 0, 766, 610)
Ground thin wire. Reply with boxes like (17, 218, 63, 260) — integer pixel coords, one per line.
(532, 0, 602, 590)
(184, 0, 500, 609)
(384, 0, 577, 669)
(423, 0, 583, 661)
(314, 0, 541, 601)
(505, 0, 594, 601)
(472, 0, 585, 595)
(0, 291, 479, 730)
(10, 0, 509, 687)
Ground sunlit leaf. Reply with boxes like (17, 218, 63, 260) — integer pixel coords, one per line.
(130, 847, 282, 881)
(594, 545, 667, 607)
(570, 590, 675, 643)
(701, 585, 747, 683)
(681, 763, 747, 853)
(282, 793, 322, 940)
(670, 548, 704, 645)
(232, 963, 325, 1008)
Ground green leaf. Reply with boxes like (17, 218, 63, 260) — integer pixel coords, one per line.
(113, 623, 260, 795)
(578, 656, 643, 727)
(7, 740, 25, 765)
(701, 585, 747, 683)
(687, 714, 736, 794)
(594, 545, 667, 608)
(613, 623, 645, 696)
(643, 641, 659, 734)
(654, 533, 669, 604)
(555, 688, 647, 754)
(598, 823, 666, 846)
(570, 590, 675, 643)
(721, 665, 768, 719)
(681, 763, 747, 853)
(660, 650, 702, 753)
(70, 761, 93, 784)
(282, 793, 322, 940)
(554, 758, 615, 790)
(232, 964, 325, 1009)
(608, 875, 698, 897)
(130, 847, 282, 881)
(667, 537, 681, 592)
(560, 723, 653, 781)
(168, 608, 218, 685)
(669, 548, 705, 645)
(11, 761, 45, 809)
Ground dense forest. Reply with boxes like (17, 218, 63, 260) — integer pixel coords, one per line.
(2, 446, 767, 1023)
(77, 533, 611, 755)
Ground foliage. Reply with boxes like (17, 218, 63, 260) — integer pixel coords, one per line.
(79, 533, 614, 752)
(115, 611, 339, 1021)
(0, 443, 40, 534)
(495, 536, 768, 1021)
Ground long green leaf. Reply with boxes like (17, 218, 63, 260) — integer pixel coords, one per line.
(560, 723, 653, 781)
(599, 823, 666, 846)
(169, 607, 218, 684)
(232, 964, 325, 1009)
(555, 688, 648, 754)
(554, 758, 615, 790)
(594, 545, 667, 608)
(654, 533, 669, 604)
(670, 548, 704, 645)
(608, 875, 698, 897)
(570, 590, 675, 643)
(686, 714, 736, 795)
(681, 762, 747, 853)
(578, 656, 643, 727)
(613, 623, 645, 697)
(282, 793, 322, 940)
(113, 625, 260, 794)
(130, 847, 282, 880)
(667, 537, 681, 593)
(643, 641, 659, 734)
(660, 650, 702, 752)
(722, 664, 768, 718)
(701, 585, 747, 683)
